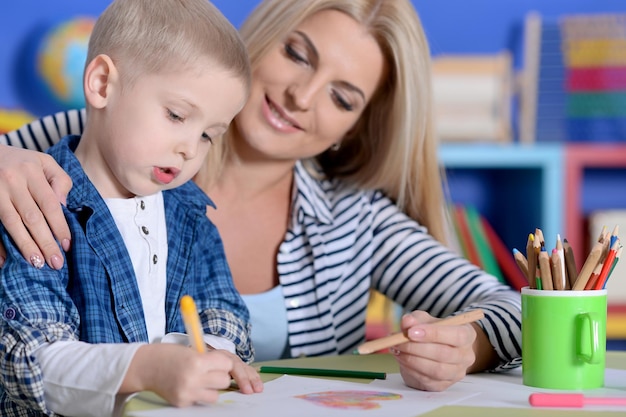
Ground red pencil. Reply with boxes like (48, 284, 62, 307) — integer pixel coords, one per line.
(593, 240, 619, 290)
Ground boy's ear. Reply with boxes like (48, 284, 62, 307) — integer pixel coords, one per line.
(83, 54, 119, 109)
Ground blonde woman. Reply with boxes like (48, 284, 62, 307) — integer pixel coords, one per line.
(0, 0, 521, 391)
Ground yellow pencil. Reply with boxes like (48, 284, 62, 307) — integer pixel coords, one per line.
(353, 309, 484, 355)
(180, 295, 206, 353)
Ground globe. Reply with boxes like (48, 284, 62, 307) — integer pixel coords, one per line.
(37, 17, 95, 111)
(15, 16, 95, 116)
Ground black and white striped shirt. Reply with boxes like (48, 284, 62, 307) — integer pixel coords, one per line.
(1, 109, 522, 370)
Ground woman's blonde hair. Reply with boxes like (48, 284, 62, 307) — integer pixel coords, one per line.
(86, 0, 250, 91)
(199, 0, 447, 243)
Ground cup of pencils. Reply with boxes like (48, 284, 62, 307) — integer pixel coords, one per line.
(514, 226, 621, 390)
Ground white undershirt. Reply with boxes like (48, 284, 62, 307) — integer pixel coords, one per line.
(34, 193, 233, 416)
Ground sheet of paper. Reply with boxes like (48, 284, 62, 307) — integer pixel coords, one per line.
(369, 368, 626, 412)
(128, 374, 479, 417)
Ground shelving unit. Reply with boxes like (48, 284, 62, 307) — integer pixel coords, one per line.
(439, 142, 626, 349)
(439, 143, 564, 252)
(564, 143, 626, 263)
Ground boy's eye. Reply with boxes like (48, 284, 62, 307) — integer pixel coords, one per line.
(201, 132, 213, 144)
(167, 109, 184, 122)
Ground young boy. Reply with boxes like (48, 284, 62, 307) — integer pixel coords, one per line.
(0, 0, 261, 415)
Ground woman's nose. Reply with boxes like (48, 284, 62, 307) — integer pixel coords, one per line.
(287, 75, 324, 111)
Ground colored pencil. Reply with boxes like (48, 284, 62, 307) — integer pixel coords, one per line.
(538, 250, 553, 290)
(258, 366, 387, 380)
(353, 309, 484, 355)
(180, 295, 206, 353)
(572, 240, 603, 290)
(526, 233, 537, 288)
(563, 238, 577, 289)
(551, 249, 564, 290)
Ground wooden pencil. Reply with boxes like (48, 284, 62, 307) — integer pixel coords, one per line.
(555, 235, 567, 289)
(538, 250, 553, 290)
(513, 248, 529, 278)
(593, 239, 619, 290)
(551, 249, 564, 290)
(584, 262, 603, 290)
(526, 233, 537, 289)
(563, 238, 577, 290)
(353, 309, 484, 355)
(572, 241, 603, 290)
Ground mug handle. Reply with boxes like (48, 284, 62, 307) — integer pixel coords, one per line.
(576, 312, 600, 364)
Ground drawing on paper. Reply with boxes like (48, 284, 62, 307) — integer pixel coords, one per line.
(295, 390, 402, 410)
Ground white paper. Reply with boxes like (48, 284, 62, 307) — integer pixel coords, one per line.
(128, 375, 479, 417)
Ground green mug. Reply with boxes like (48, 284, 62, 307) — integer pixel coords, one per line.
(521, 287, 607, 390)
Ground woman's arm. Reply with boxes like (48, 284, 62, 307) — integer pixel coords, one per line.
(0, 109, 85, 269)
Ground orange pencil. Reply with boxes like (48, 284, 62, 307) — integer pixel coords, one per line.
(180, 295, 206, 353)
(585, 263, 603, 290)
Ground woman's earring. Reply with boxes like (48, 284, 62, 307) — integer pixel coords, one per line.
(330, 142, 341, 151)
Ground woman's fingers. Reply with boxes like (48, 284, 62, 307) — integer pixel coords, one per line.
(0, 148, 72, 269)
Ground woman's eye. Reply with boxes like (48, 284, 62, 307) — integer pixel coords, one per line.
(285, 44, 308, 65)
(332, 91, 354, 111)
(167, 109, 184, 122)
(201, 132, 213, 143)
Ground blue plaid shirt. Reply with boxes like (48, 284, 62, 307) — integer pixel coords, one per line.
(0, 135, 252, 416)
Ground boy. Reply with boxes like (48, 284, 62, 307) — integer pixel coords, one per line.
(0, 0, 261, 415)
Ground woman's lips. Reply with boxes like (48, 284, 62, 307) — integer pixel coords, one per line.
(262, 95, 302, 133)
(153, 166, 180, 185)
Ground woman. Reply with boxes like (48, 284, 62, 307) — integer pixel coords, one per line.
(0, 0, 521, 391)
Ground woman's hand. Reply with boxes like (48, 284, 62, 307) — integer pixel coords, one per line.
(0, 145, 72, 269)
(391, 310, 485, 392)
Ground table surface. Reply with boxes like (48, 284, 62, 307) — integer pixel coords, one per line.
(123, 351, 626, 417)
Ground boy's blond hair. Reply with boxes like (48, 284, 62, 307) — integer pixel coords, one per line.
(86, 0, 250, 91)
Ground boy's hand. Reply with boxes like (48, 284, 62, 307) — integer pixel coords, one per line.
(219, 350, 264, 394)
(123, 344, 234, 407)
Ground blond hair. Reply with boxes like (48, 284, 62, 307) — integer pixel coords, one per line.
(198, 0, 448, 243)
(86, 0, 250, 90)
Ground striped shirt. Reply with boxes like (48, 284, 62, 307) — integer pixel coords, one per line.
(1, 110, 522, 370)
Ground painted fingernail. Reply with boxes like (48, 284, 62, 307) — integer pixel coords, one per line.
(62, 239, 71, 251)
(50, 255, 63, 270)
(30, 254, 45, 269)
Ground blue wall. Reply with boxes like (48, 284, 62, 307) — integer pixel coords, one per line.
(2, 1, 626, 115)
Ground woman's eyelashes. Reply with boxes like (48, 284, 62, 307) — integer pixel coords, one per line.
(285, 43, 309, 66)
(284, 43, 355, 112)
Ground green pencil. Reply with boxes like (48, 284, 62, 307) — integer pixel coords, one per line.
(258, 366, 386, 380)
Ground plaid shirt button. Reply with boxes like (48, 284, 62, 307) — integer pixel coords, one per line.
(4, 307, 16, 320)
